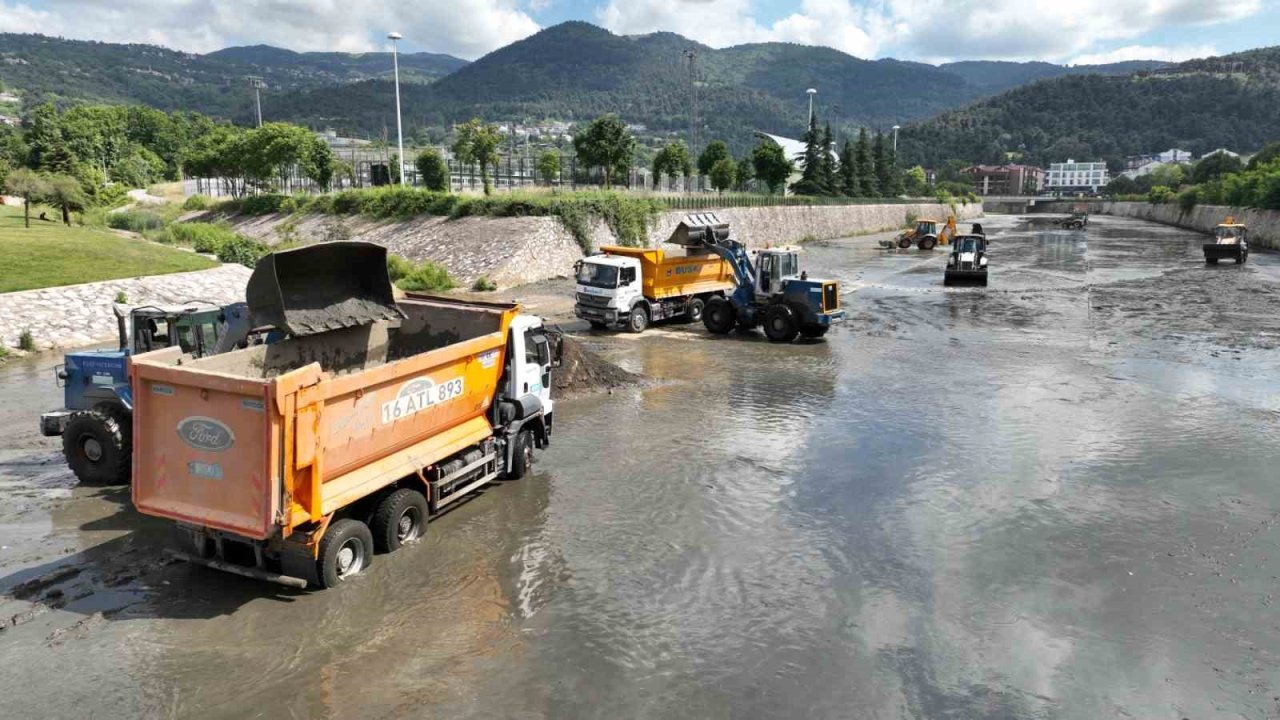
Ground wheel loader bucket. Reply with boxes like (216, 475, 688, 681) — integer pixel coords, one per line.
(246, 241, 404, 336)
(944, 269, 988, 287)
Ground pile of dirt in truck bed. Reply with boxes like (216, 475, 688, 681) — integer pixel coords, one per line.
(554, 336, 642, 396)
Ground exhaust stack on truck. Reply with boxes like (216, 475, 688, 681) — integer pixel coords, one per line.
(130, 242, 561, 588)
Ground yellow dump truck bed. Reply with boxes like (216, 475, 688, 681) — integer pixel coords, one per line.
(130, 295, 518, 541)
(600, 245, 734, 301)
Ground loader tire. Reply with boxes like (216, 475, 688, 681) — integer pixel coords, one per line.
(919, 236, 937, 251)
(371, 488, 429, 553)
(702, 297, 736, 335)
(63, 409, 130, 485)
(316, 519, 374, 588)
(897, 236, 912, 249)
(762, 304, 798, 343)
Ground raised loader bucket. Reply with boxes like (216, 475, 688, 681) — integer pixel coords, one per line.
(247, 241, 404, 336)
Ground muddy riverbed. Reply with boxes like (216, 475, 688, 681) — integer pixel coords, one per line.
(2, 214, 1279, 718)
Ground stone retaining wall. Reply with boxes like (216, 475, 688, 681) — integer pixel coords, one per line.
(210, 200, 983, 289)
(0, 265, 252, 351)
(1065, 201, 1280, 250)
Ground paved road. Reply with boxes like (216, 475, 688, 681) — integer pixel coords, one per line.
(1, 214, 1278, 719)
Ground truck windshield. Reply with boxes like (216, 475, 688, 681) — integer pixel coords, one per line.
(577, 262, 618, 288)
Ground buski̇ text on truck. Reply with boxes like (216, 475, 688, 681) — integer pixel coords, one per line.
(574, 241, 735, 333)
(129, 242, 562, 589)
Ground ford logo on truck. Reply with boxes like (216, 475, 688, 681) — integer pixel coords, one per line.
(177, 417, 235, 452)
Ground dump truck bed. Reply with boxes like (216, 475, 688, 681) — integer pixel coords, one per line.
(599, 245, 734, 300)
(130, 295, 519, 540)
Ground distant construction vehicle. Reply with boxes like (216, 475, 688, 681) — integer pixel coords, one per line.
(1203, 217, 1249, 264)
(573, 242, 734, 333)
(944, 231, 990, 287)
(887, 216, 956, 250)
(662, 214, 844, 341)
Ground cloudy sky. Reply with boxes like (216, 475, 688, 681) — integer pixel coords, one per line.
(1, 0, 1275, 65)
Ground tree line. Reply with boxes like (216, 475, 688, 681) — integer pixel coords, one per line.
(1108, 142, 1280, 211)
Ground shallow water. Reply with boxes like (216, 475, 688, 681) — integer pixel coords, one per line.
(1, 215, 1278, 719)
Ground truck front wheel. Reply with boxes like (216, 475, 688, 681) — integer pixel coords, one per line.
(627, 305, 649, 333)
(62, 409, 130, 485)
(702, 297, 736, 334)
(317, 519, 374, 588)
(371, 488, 429, 553)
(507, 430, 534, 480)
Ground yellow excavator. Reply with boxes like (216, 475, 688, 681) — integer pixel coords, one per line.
(886, 216, 956, 250)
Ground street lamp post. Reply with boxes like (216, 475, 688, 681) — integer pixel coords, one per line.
(248, 76, 265, 127)
(806, 88, 817, 126)
(892, 125, 900, 153)
(388, 32, 406, 186)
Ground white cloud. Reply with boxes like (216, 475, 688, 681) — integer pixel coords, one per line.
(1069, 44, 1219, 66)
(596, 0, 1262, 62)
(0, 0, 541, 59)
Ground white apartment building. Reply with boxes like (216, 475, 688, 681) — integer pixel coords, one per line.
(1045, 159, 1111, 194)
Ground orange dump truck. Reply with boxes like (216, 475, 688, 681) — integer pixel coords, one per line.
(130, 243, 561, 588)
(574, 238, 735, 333)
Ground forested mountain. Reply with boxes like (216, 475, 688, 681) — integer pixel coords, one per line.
(939, 60, 1170, 94)
(898, 47, 1280, 169)
(0, 33, 465, 118)
(265, 22, 1170, 149)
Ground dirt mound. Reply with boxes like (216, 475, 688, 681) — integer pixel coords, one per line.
(553, 336, 641, 396)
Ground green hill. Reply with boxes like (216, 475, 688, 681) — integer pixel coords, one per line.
(0, 33, 465, 118)
(899, 47, 1280, 169)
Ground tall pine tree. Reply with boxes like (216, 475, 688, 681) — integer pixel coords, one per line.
(884, 146, 904, 196)
(790, 112, 825, 196)
(855, 128, 878, 197)
(818, 124, 838, 196)
(839, 138, 859, 197)
(873, 132, 893, 198)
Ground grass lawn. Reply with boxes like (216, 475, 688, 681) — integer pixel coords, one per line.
(0, 204, 217, 293)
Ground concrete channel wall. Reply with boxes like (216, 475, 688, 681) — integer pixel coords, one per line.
(212, 200, 984, 289)
(1083, 202, 1280, 251)
(0, 265, 252, 351)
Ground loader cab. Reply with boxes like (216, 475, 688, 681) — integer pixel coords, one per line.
(128, 305, 227, 357)
(755, 248, 800, 297)
(915, 219, 939, 237)
(1214, 224, 1247, 244)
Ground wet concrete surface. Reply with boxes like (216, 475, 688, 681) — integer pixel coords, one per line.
(2, 214, 1279, 718)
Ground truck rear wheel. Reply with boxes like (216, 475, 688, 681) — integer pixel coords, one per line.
(62, 409, 130, 485)
(627, 305, 649, 333)
(317, 519, 374, 588)
(686, 297, 706, 323)
(763, 304, 799, 342)
(371, 488, 429, 553)
(702, 297, 736, 334)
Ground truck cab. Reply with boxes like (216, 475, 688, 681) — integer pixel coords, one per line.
(574, 255, 643, 330)
(41, 302, 252, 485)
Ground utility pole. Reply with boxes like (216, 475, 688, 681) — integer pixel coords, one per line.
(684, 49, 698, 158)
(387, 32, 406, 186)
(892, 125, 900, 154)
(806, 88, 817, 126)
(248, 76, 265, 127)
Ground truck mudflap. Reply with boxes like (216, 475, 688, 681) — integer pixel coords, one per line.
(247, 241, 404, 336)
